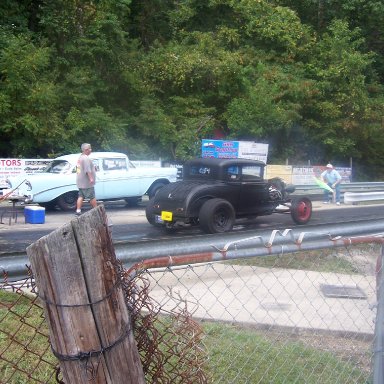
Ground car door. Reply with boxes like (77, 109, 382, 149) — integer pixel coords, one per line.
(221, 165, 242, 207)
(92, 158, 107, 198)
(96, 156, 142, 199)
(237, 165, 270, 215)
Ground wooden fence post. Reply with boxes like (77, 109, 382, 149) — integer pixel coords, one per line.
(26, 205, 145, 384)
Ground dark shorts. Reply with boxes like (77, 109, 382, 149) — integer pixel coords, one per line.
(78, 187, 95, 200)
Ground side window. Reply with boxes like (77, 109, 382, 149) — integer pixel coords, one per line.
(242, 166, 262, 181)
(45, 160, 73, 174)
(199, 167, 210, 175)
(227, 166, 239, 180)
(92, 159, 100, 172)
(190, 166, 211, 176)
(115, 158, 128, 170)
(102, 159, 111, 170)
(102, 158, 128, 171)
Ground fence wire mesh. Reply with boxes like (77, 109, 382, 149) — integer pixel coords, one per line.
(0, 270, 57, 383)
(0, 243, 381, 383)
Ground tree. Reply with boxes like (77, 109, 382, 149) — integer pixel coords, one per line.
(0, 31, 62, 156)
(1, 0, 384, 179)
(302, 19, 382, 164)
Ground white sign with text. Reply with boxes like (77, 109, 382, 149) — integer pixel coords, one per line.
(0, 158, 52, 187)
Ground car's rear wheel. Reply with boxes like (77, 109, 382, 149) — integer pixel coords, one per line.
(199, 198, 235, 234)
(291, 197, 312, 224)
(57, 191, 78, 211)
(145, 197, 163, 227)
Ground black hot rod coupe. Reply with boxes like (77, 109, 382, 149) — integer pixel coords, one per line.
(146, 157, 312, 234)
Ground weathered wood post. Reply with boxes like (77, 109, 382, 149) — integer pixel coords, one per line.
(26, 205, 145, 383)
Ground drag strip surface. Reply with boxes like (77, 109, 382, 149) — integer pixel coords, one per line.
(1, 201, 384, 255)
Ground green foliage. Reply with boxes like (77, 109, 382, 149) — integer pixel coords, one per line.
(233, 1, 308, 54)
(131, 95, 215, 159)
(302, 19, 383, 165)
(63, 106, 126, 153)
(0, 32, 61, 156)
(0, 0, 384, 177)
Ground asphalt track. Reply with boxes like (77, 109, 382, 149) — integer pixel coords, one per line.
(1, 200, 384, 255)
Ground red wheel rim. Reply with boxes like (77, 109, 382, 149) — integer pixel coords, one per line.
(297, 201, 311, 221)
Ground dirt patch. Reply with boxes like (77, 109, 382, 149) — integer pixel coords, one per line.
(253, 327, 374, 374)
(298, 332, 373, 373)
(335, 244, 379, 276)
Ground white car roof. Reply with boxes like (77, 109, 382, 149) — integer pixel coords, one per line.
(55, 152, 128, 164)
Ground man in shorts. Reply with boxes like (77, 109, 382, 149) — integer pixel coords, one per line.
(75, 143, 97, 215)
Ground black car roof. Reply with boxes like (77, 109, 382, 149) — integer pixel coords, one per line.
(185, 157, 266, 167)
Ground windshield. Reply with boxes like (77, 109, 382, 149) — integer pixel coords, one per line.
(44, 160, 74, 174)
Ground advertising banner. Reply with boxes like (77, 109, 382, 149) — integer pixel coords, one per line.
(202, 140, 269, 163)
(292, 166, 352, 185)
(265, 165, 293, 183)
(0, 159, 52, 187)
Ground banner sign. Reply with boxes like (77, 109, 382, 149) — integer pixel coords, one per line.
(202, 140, 269, 163)
(265, 165, 292, 183)
(0, 158, 52, 187)
(131, 160, 161, 167)
(292, 166, 352, 185)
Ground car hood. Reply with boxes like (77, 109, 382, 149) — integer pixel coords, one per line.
(7, 173, 75, 195)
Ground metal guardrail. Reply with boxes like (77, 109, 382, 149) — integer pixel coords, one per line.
(294, 182, 384, 203)
(2, 218, 384, 282)
(345, 191, 384, 204)
(294, 182, 384, 193)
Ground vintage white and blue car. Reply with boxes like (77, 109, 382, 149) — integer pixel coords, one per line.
(5, 152, 178, 211)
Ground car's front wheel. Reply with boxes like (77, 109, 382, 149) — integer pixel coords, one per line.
(125, 197, 141, 207)
(148, 182, 167, 199)
(39, 201, 57, 211)
(57, 191, 78, 211)
(290, 197, 312, 224)
(199, 198, 235, 234)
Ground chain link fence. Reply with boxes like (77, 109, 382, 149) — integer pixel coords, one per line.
(1, 242, 381, 383)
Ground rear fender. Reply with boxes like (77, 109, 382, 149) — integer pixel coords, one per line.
(187, 196, 214, 217)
